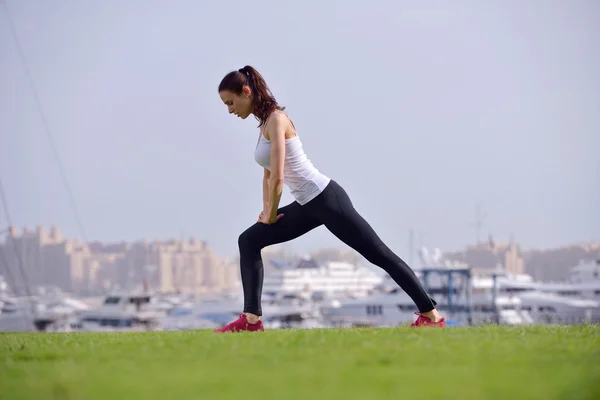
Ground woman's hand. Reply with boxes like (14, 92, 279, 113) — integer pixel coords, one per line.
(257, 210, 284, 225)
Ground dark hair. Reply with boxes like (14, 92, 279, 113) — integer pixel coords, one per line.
(218, 65, 284, 127)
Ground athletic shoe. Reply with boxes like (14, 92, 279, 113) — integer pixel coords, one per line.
(410, 312, 446, 328)
(213, 313, 265, 333)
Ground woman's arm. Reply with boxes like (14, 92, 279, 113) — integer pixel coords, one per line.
(262, 168, 270, 213)
(265, 113, 287, 222)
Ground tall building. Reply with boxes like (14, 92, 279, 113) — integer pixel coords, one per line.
(442, 239, 524, 276)
(0, 226, 82, 294)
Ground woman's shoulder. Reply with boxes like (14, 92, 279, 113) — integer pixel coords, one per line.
(267, 109, 290, 124)
(264, 109, 297, 139)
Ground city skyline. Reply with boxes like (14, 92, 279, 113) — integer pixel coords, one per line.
(1, 223, 598, 260)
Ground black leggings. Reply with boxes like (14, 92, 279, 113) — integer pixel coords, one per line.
(237, 179, 437, 316)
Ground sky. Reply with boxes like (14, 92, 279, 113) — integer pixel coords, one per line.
(1, 0, 599, 261)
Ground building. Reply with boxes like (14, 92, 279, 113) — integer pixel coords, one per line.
(0, 226, 240, 296)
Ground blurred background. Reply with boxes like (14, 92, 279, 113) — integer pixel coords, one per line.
(1, 0, 598, 332)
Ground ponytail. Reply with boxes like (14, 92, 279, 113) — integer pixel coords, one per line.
(218, 65, 284, 127)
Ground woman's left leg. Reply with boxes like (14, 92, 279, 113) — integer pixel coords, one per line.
(303, 180, 439, 315)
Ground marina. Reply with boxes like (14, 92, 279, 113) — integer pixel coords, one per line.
(2, 253, 599, 332)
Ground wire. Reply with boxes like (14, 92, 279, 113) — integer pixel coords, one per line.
(1, 0, 88, 242)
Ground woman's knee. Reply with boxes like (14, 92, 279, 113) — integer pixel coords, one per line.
(238, 225, 263, 253)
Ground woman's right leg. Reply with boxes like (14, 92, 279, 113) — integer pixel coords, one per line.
(303, 180, 440, 317)
(237, 201, 322, 317)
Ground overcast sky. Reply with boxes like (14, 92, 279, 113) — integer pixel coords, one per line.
(1, 0, 598, 261)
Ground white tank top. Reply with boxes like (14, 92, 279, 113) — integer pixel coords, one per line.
(254, 127, 330, 205)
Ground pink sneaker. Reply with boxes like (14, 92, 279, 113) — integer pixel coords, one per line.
(410, 312, 446, 328)
(213, 313, 265, 333)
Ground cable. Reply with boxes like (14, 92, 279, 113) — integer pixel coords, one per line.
(1, 0, 88, 242)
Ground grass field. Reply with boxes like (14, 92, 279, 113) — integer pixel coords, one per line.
(1, 325, 599, 400)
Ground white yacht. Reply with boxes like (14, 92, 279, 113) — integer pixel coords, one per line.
(74, 291, 168, 332)
(262, 257, 384, 300)
(479, 264, 600, 325)
(540, 259, 600, 300)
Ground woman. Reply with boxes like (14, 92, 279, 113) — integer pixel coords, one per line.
(214, 65, 445, 333)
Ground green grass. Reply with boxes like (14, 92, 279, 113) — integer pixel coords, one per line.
(1, 325, 599, 400)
